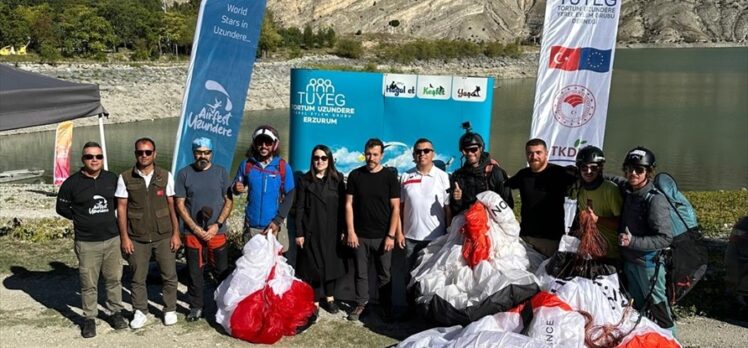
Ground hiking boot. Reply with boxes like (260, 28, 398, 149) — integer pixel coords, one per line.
(81, 319, 96, 338)
(130, 310, 148, 329)
(109, 311, 128, 330)
(320, 299, 340, 314)
(347, 304, 365, 321)
(186, 308, 203, 322)
(163, 311, 178, 326)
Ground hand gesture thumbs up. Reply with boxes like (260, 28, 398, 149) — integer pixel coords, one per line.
(453, 181, 462, 200)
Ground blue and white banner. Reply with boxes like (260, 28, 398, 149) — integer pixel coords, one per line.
(172, 0, 266, 173)
(530, 0, 622, 163)
(290, 69, 494, 176)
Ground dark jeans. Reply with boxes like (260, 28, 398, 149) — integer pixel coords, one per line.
(128, 238, 178, 313)
(185, 234, 228, 309)
(353, 236, 392, 307)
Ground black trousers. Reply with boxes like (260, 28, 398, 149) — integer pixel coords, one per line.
(185, 234, 228, 309)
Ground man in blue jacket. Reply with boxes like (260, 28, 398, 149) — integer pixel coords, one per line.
(233, 125, 295, 252)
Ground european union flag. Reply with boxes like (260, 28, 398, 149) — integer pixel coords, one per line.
(578, 48, 612, 73)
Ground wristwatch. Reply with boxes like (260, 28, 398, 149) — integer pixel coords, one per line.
(386, 234, 395, 240)
(216, 221, 224, 229)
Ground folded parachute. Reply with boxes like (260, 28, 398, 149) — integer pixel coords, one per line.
(214, 233, 316, 344)
(400, 234, 681, 348)
(410, 191, 544, 326)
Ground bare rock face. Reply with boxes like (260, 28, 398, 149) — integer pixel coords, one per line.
(266, 0, 748, 43)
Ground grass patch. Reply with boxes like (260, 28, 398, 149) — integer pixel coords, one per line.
(0, 237, 77, 273)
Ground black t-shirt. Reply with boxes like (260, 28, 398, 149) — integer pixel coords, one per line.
(346, 166, 400, 238)
(507, 163, 575, 240)
(55, 170, 120, 241)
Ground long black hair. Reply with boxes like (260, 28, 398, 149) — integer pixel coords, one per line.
(306, 144, 341, 182)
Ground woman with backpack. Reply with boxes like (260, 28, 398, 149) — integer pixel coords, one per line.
(618, 146, 676, 333)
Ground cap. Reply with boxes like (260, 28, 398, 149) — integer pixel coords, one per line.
(192, 137, 213, 151)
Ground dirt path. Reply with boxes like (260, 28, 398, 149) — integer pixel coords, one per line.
(1, 267, 747, 347)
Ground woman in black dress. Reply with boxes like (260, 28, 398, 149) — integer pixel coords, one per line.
(295, 144, 346, 313)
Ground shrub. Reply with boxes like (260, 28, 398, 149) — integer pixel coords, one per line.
(334, 39, 363, 59)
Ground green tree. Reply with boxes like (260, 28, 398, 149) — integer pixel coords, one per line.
(280, 27, 302, 47)
(98, 0, 163, 55)
(0, 3, 31, 48)
(15, 4, 57, 52)
(163, 11, 193, 55)
(58, 5, 115, 58)
(324, 27, 336, 48)
(258, 10, 282, 57)
(302, 24, 314, 49)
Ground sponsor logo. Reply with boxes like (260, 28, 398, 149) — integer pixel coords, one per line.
(293, 78, 355, 124)
(88, 195, 109, 215)
(549, 46, 612, 73)
(552, 85, 596, 128)
(186, 80, 234, 137)
(386, 81, 415, 97)
(422, 84, 446, 97)
(456, 86, 481, 98)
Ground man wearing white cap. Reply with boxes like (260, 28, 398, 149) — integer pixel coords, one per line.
(175, 137, 233, 322)
(233, 125, 295, 252)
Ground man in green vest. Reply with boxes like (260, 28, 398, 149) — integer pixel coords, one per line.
(116, 137, 181, 329)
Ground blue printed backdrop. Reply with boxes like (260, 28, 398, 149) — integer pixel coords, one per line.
(171, 0, 266, 174)
(289, 69, 494, 176)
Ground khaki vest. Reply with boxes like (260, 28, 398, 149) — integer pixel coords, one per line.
(121, 166, 172, 242)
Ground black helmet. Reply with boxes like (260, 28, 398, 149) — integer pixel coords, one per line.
(623, 146, 656, 168)
(576, 145, 606, 166)
(459, 132, 484, 150)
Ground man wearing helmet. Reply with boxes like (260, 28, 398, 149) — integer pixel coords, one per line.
(233, 125, 295, 253)
(507, 138, 576, 257)
(574, 145, 623, 262)
(618, 146, 675, 332)
(450, 130, 513, 215)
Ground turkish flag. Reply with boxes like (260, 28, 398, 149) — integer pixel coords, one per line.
(549, 46, 581, 71)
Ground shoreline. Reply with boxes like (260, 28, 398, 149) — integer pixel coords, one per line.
(2, 44, 746, 136)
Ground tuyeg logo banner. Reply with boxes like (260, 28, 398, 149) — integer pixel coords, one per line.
(172, 0, 267, 174)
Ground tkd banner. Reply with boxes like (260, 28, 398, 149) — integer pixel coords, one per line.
(172, 0, 266, 173)
(289, 69, 494, 176)
(530, 0, 622, 163)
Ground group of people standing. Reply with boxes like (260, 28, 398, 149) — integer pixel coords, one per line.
(55, 123, 675, 339)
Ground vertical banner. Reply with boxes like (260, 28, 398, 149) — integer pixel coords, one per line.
(53, 121, 74, 186)
(289, 69, 493, 176)
(530, 0, 622, 164)
(172, 0, 267, 173)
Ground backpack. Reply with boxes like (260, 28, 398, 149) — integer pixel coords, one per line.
(244, 158, 287, 202)
(647, 172, 708, 305)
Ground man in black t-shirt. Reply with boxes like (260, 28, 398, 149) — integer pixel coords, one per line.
(508, 138, 576, 257)
(345, 138, 400, 321)
(56, 142, 128, 338)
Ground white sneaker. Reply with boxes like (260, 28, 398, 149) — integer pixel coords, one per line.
(163, 311, 177, 326)
(130, 310, 148, 329)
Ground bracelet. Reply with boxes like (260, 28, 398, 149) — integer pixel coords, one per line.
(216, 221, 224, 229)
(386, 234, 395, 240)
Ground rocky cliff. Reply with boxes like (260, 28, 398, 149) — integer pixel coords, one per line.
(267, 0, 748, 43)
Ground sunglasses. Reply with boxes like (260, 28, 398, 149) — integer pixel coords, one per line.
(414, 148, 433, 155)
(135, 150, 154, 157)
(194, 150, 212, 156)
(462, 146, 480, 154)
(313, 155, 329, 162)
(579, 164, 600, 173)
(623, 166, 647, 175)
(83, 154, 104, 160)
(254, 139, 274, 147)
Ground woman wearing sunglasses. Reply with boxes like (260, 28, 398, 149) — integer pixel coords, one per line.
(618, 146, 675, 333)
(294, 144, 347, 317)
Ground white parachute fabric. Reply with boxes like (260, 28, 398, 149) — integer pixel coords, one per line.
(411, 192, 541, 309)
(214, 233, 285, 334)
(398, 314, 551, 348)
(410, 191, 542, 325)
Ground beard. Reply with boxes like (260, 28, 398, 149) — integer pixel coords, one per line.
(195, 159, 210, 170)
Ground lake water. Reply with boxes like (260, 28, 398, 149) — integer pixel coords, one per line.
(1, 48, 746, 191)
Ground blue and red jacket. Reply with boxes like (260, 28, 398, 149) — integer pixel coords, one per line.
(234, 156, 295, 228)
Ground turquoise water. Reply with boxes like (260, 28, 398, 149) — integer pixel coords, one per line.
(1, 48, 746, 190)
